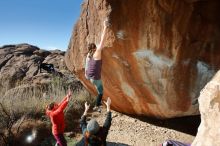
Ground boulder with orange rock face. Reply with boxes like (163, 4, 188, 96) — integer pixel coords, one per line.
(65, 0, 220, 118)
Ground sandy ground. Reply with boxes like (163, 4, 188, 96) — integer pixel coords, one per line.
(74, 107, 200, 146)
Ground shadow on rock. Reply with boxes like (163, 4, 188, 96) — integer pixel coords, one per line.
(130, 115, 200, 136)
(107, 142, 129, 146)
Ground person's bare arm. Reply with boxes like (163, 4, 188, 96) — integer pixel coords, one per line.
(66, 89, 72, 102)
(103, 97, 112, 129)
(93, 20, 108, 60)
(97, 20, 108, 51)
(80, 102, 90, 133)
(82, 102, 90, 116)
(84, 53, 90, 79)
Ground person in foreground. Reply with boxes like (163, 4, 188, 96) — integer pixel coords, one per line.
(46, 90, 72, 146)
(85, 20, 109, 112)
(76, 97, 112, 146)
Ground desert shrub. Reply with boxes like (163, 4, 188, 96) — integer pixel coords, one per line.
(0, 102, 17, 146)
(0, 75, 92, 146)
(0, 100, 48, 146)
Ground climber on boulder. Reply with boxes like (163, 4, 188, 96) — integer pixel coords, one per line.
(76, 97, 112, 146)
(84, 19, 109, 112)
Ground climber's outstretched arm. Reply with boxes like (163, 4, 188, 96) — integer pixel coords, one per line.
(93, 20, 108, 60)
(97, 20, 107, 51)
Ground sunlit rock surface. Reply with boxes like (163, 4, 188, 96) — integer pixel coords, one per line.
(65, 0, 220, 118)
(192, 70, 220, 146)
(0, 44, 82, 98)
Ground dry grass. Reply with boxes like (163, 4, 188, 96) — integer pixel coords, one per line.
(0, 76, 93, 146)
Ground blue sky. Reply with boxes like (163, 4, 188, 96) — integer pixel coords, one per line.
(0, 0, 83, 51)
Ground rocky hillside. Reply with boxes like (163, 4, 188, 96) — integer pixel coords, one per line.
(0, 43, 82, 99)
(65, 0, 220, 118)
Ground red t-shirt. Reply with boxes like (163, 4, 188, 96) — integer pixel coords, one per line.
(46, 97, 68, 135)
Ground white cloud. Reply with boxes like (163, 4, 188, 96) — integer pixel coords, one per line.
(45, 46, 66, 51)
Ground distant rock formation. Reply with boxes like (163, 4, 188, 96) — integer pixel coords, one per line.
(192, 70, 220, 146)
(0, 44, 82, 98)
(65, 0, 220, 118)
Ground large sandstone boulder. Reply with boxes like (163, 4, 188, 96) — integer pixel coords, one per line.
(65, 0, 220, 118)
(192, 70, 220, 146)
